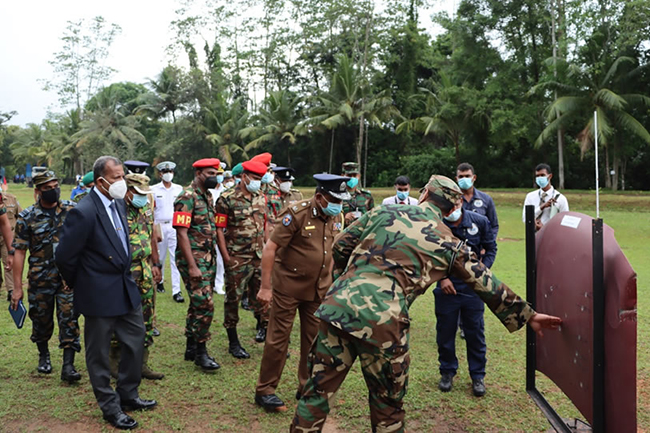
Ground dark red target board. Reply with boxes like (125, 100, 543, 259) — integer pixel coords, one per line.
(526, 209, 636, 433)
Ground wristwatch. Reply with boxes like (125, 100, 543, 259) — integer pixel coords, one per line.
(7, 248, 15, 256)
(153, 263, 162, 269)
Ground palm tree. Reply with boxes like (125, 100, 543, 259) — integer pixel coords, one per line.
(532, 56, 650, 190)
(137, 66, 187, 122)
(10, 123, 48, 167)
(72, 86, 146, 161)
(241, 90, 302, 165)
(205, 98, 253, 166)
(397, 74, 486, 165)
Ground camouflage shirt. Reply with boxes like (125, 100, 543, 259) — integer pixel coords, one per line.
(0, 192, 22, 246)
(127, 203, 154, 263)
(262, 183, 283, 220)
(215, 184, 266, 259)
(342, 188, 374, 216)
(13, 200, 76, 273)
(0, 192, 7, 216)
(173, 180, 218, 258)
(72, 190, 89, 203)
(317, 202, 535, 351)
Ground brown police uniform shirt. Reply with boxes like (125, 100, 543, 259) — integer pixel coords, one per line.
(278, 189, 304, 213)
(271, 197, 343, 301)
(0, 192, 21, 246)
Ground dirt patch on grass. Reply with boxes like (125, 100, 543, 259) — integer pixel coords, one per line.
(3, 417, 99, 433)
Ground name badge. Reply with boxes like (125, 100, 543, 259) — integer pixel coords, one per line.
(305, 225, 316, 230)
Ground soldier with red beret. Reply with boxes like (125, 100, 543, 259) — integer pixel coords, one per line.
(173, 158, 222, 371)
(252, 153, 283, 230)
(216, 160, 269, 359)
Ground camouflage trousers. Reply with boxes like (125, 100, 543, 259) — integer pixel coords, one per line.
(291, 321, 410, 433)
(179, 257, 216, 343)
(223, 255, 268, 329)
(132, 258, 155, 347)
(27, 282, 81, 352)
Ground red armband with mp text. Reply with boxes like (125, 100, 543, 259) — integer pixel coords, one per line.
(173, 211, 192, 228)
(215, 214, 228, 228)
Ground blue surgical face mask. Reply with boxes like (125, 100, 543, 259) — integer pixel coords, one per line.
(246, 179, 261, 193)
(458, 177, 473, 190)
(444, 208, 462, 222)
(261, 172, 273, 184)
(536, 176, 549, 189)
(321, 199, 342, 216)
(235, 178, 241, 184)
(347, 177, 359, 189)
(216, 175, 224, 184)
(396, 190, 410, 201)
(132, 193, 148, 208)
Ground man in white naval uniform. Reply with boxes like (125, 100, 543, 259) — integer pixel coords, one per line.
(208, 162, 226, 295)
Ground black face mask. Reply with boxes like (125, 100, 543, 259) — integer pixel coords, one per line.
(41, 187, 61, 204)
(204, 175, 219, 190)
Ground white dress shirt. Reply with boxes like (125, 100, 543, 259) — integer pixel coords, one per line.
(151, 182, 184, 223)
(382, 194, 419, 206)
(522, 186, 569, 224)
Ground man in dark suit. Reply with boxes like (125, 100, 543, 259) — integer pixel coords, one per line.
(56, 156, 156, 430)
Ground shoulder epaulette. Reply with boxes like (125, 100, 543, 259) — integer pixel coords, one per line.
(288, 199, 311, 215)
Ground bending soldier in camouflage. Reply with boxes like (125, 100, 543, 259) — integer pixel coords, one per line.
(10, 171, 81, 383)
(216, 159, 269, 359)
(120, 173, 164, 380)
(173, 158, 222, 371)
(341, 162, 374, 225)
(290, 175, 563, 433)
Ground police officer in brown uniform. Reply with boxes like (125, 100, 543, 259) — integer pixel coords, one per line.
(254, 174, 349, 412)
(0, 190, 21, 301)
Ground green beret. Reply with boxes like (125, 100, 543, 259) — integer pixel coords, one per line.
(82, 171, 94, 186)
(232, 163, 244, 176)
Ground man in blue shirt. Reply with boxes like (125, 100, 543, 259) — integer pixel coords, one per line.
(70, 182, 86, 200)
(456, 162, 498, 239)
(434, 204, 497, 397)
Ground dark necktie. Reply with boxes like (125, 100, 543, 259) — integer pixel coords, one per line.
(110, 201, 129, 255)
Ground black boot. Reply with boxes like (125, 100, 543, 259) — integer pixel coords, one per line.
(37, 342, 52, 374)
(156, 283, 165, 293)
(227, 328, 250, 359)
(184, 337, 197, 361)
(241, 293, 251, 311)
(7, 289, 12, 302)
(61, 348, 81, 383)
(194, 342, 220, 371)
(255, 319, 267, 343)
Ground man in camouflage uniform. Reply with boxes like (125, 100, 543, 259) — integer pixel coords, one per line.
(290, 175, 563, 433)
(119, 173, 164, 380)
(0, 187, 21, 301)
(341, 161, 373, 225)
(73, 171, 94, 203)
(273, 166, 303, 212)
(251, 153, 283, 225)
(216, 159, 269, 358)
(173, 158, 222, 371)
(10, 171, 81, 383)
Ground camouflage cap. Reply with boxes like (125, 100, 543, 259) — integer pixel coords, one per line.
(125, 173, 151, 194)
(33, 170, 58, 187)
(341, 162, 359, 175)
(422, 175, 463, 204)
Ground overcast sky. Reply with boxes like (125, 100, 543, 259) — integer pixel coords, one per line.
(1, 0, 455, 127)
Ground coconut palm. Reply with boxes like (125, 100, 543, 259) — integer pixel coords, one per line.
(137, 66, 188, 122)
(532, 56, 650, 190)
(205, 98, 252, 166)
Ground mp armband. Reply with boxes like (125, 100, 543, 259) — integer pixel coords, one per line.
(215, 214, 228, 228)
(173, 211, 192, 228)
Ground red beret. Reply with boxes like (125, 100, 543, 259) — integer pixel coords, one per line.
(251, 152, 272, 167)
(192, 158, 221, 169)
(241, 160, 268, 176)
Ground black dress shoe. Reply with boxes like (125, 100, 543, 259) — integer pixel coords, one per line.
(295, 391, 301, 401)
(472, 378, 486, 397)
(255, 394, 287, 412)
(439, 373, 453, 392)
(7, 290, 12, 302)
(103, 411, 138, 430)
(173, 293, 185, 303)
(255, 326, 267, 343)
(152, 327, 160, 337)
(121, 397, 158, 412)
(228, 343, 250, 359)
(156, 283, 165, 293)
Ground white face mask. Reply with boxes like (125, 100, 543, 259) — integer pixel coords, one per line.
(279, 181, 292, 193)
(162, 172, 174, 183)
(101, 177, 127, 200)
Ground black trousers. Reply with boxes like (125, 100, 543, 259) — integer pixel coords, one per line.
(84, 305, 145, 416)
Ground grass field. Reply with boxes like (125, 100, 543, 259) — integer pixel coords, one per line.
(0, 184, 647, 432)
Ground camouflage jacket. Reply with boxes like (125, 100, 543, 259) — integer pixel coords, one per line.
(72, 190, 89, 203)
(13, 200, 76, 272)
(173, 180, 218, 257)
(0, 192, 7, 217)
(262, 183, 282, 220)
(0, 192, 22, 246)
(316, 202, 535, 351)
(215, 184, 266, 259)
(342, 188, 374, 216)
(127, 203, 154, 264)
